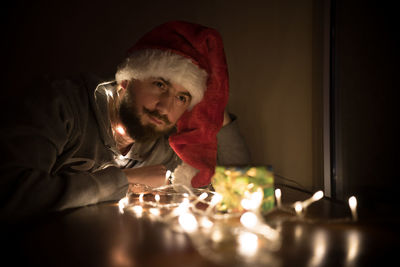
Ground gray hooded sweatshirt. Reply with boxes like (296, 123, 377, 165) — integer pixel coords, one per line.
(0, 74, 250, 221)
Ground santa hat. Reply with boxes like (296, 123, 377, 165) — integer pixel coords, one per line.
(116, 21, 229, 188)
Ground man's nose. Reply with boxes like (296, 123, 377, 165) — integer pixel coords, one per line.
(156, 92, 174, 114)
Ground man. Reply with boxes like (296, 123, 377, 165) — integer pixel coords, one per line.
(0, 21, 250, 220)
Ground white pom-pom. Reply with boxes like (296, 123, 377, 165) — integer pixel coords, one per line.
(171, 162, 199, 188)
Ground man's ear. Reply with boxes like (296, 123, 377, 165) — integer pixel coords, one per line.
(117, 80, 129, 97)
(120, 80, 129, 91)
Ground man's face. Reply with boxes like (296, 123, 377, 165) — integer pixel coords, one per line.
(118, 77, 192, 142)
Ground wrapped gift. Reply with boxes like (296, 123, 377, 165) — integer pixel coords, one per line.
(212, 166, 275, 213)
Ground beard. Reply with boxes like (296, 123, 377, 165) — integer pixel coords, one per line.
(118, 87, 174, 143)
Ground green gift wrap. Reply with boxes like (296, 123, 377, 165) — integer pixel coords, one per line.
(211, 166, 275, 213)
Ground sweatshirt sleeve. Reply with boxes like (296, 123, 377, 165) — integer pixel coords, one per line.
(0, 76, 128, 221)
(216, 113, 252, 166)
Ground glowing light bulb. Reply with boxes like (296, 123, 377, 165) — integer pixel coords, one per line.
(275, 188, 282, 207)
(198, 192, 208, 201)
(211, 193, 222, 205)
(117, 154, 126, 160)
(241, 188, 263, 210)
(251, 190, 263, 206)
(240, 212, 279, 241)
(348, 196, 358, 221)
(118, 197, 128, 214)
(139, 193, 144, 203)
(348, 196, 357, 208)
(312, 190, 324, 201)
(105, 89, 114, 98)
(165, 170, 171, 184)
(155, 194, 160, 202)
(206, 193, 223, 214)
(240, 211, 258, 228)
(178, 212, 198, 233)
(182, 197, 190, 205)
(294, 201, 303, 215)
(149, 208, 160, 216)
(173, 198, 190, 216)
(115, 125, 126, 135)
(241, 198, 252, 210)
(131, 205, 143, 216)
(200, 217, 213, 229)
(302, 190, 324, 209)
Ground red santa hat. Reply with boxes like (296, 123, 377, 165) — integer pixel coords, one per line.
(116, 21, 229, 188)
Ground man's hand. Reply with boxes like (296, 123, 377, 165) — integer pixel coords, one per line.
(123, 164, 167, 188)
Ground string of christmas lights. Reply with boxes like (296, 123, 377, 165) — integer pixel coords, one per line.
(118, 182, 358, 265)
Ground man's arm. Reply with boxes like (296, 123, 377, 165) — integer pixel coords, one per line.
(0, 77, 128, 221)
(122, 164, 167, 187)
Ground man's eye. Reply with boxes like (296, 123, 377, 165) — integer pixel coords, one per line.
(154, 81, 166, 89)
(177, 95, 188, 104)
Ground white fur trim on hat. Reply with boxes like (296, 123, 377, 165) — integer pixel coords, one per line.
(115, 49, 208, 109)
(171, 162, 199, 188)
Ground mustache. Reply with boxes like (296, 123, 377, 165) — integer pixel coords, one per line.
(143, 107, 171, 125)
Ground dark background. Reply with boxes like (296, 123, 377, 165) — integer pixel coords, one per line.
(332, 1, 399, 215)
(2, 0, 167, 84)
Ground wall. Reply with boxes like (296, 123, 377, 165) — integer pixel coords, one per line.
(3, 0, 320, 191)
